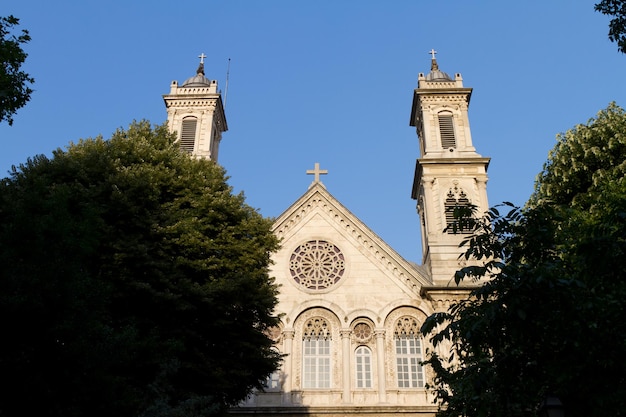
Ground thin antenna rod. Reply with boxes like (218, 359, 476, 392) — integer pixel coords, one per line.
(224, 58, 231, 109)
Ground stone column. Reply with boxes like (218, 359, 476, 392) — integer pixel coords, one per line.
(375, 329, 387, 403)
(282, 329, 295, 404)
(340, 329, 352, 403)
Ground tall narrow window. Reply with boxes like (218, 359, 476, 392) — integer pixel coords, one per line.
(180, 117, 198, 153)
(303, 318, 331, 388)
(394, 317, 424, 388)
(355, 346, 372, 388)
(438, 113, 456, 149)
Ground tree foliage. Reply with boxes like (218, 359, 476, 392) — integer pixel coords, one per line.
(0, 121, 281, 417)
(0, 15, 34, 125)
(595, 0, 626, 53)
(421, 103, 626, 417)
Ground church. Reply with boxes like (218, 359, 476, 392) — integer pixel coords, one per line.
(163, 52, 490, 417)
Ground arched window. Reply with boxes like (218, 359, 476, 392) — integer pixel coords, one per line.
(355, 346, 372, 388)
(394, 316, 424, 388)
(302, 317, 331, 388)
(444, 185, 472, 234)
(438, 112, 456, 149)
(180, 117, 198, 153)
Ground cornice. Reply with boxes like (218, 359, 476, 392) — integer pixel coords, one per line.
(164, 99, 220, 108)
(418, 156, 491, 166)
(417, 94, 470, 104)
(420, 285, 477, 311)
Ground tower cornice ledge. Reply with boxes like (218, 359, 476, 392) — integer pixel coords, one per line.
(414, 86, 472, 94)
(418, 156, 491, 166)
(420, 286, 478, 312)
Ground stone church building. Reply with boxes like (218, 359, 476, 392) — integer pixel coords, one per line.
(163, 53, 490, 417)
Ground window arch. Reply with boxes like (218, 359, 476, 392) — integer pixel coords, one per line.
(355, 346, 372, 388)
(302, 317, 331, 388)
(394, 316, 424, 388)
(438, 112, 456, 149)
(180, 117, 198, 153)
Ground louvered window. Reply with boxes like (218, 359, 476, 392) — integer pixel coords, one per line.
(444, 192, 458, 228)
(180, 117, 198, 153)
(438, 114, 456, 149)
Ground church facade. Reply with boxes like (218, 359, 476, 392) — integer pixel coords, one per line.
(164, 54, 490, 417)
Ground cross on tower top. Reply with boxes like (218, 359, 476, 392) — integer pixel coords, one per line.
(198, 53, 207, 64)
(306, 162, 328, 187)
(429, 49, 437, 59)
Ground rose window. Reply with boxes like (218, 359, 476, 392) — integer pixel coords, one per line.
(353, 323, 372, 343)
(290, 240, 345, 290)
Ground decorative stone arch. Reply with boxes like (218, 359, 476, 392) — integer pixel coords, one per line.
(285, 299, 347, 327)
(379, 300, 433, 323)
(291, 307, 342, 390)
(427, 104, 463, 118)
(383, 306, 429, 332)
(349, 316, 376, 346)
(383, 306, 430, 389)
(293, 307, 342, 336)
(345, 308, 379, 327)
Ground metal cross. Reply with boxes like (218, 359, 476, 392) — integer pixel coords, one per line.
(429, 49, 437, 59)
(306, 162, 328, 184)
(198, 53, 207, 64)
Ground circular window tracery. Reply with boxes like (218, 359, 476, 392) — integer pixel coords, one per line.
(290, 240, 345, 290)
(353, 322, 373, 343)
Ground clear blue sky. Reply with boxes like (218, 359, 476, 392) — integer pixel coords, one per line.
(1, 1, 624, 263)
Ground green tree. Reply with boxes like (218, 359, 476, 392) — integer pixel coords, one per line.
(595, 0, 626, 53)
(0, 15, 34, 125)
(0, 121, 281, 417)
(421, 103, 626, 417)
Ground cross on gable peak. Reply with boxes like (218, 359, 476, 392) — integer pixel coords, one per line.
(306, 162, 328, 188)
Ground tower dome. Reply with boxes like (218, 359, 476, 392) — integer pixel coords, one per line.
(182, 61, 212, 87)
(425, 57, 452, 81)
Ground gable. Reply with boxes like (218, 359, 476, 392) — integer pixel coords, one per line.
(270, 183, 432, 324)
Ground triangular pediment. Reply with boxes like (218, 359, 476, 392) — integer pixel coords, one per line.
(272, 183, 432, 298)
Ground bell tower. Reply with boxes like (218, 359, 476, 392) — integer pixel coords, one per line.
(163, 54, 228, 161)
(410, 51, 490, 285)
